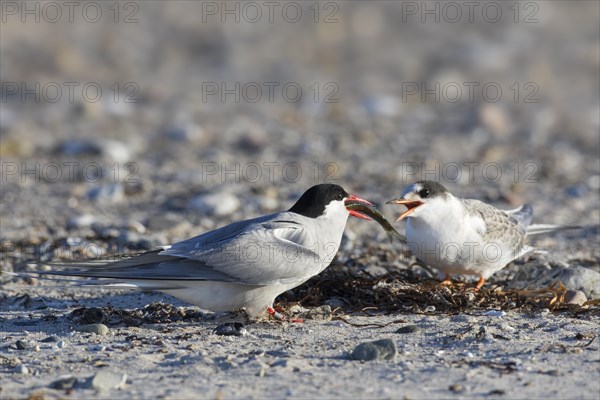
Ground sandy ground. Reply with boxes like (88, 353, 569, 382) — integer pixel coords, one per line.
(1, 284, 599, 400)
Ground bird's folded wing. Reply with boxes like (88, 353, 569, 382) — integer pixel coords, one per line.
(40, 215, 322, 286)
(163, 224, 318, 285)
(463, 199, 528, 242)
(162, 218, 322, 286)
(44, 250, 238, 282)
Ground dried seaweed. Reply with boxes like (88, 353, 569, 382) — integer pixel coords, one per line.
(71, 302, 206, 326)
(291, 264, 600, 315)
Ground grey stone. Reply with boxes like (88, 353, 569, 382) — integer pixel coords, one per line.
(88, 370, 127, 391)
(82, 307, 105, 324)
(86, 183, 125, 204)
(117, 231, 156, 250)
(449, 383, 464, 393)
(555, 266, 600, 299)
(214, 323, 247, 336)
(55, 139, 102, 157)
(15, 364, 29, 374)
(306, 305, 332, 321)
(15, 340, 31, 350)
(99, 140, 132, 163)
(188, 192, 240, 217)
(164, 122, 208, 144)
(50, 376, 77, 390)
(77, 324, 110, 336)
(396, 325, 419, 334)
(323, 297, 348, 309)
(351, 339, 397, 361)
(125, 219, 146, 234)
(67, 214, 99, 229)
(564, 290, 588, 306)
(364, 265, 389, 277)
(60, 237, 105, 259)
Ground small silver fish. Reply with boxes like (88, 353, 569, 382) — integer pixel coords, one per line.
(345, 200, 406, 244)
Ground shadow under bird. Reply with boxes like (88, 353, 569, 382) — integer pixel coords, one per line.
(387, 180, 581, 289)
(36, 184, 378, 316)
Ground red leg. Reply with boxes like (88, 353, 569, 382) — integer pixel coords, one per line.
(266, 306, 286, 321)
(266, 307, 304, 323)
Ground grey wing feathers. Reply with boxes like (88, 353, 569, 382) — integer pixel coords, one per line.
(464, 199, 582, 242)
(43, 250, 239, 282)
(163, 216, 321, 285)
(41, 212, 322, 286)
(462, 199, 529, 244)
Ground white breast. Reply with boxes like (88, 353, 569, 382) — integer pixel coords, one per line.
(405, 196, 498, 276)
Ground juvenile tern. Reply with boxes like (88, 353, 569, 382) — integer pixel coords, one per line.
(387, 180, 580, 289)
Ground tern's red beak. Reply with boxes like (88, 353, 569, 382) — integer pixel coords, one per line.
(386, 198, 424, 221)
(345, 194, 374, 220)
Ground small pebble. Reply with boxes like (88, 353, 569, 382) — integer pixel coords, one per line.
(126, 219, 146, 233)
(306, 305, 332, 321)
(50, 376, 77, 390)
(351, 339, 397, 361)
(540, 309, 551, 317)
(15, 364, 29, 374)
(88, 370, 127, 391)
(86, 183, 125, 204)
(77, 324, 110, 336)
(287, 304, 309, 314)
(396, 325, 419, 334)
(15, 340, 31, 350)
(41, 336, 58, 343)
(564, 290, 587, 306)
(499, 323, 516, 333)
(82, 308, 106, 324)
(449, 383, 464, 393)
(483, 310, 506, 317)
(188, 192, 240, 217)
(67, 214, 99, 229)
(323, 297, 347, 309)
(364, 265, 389, 277)
(214, 323, 247, 336)
(56, 340, 67, 349)
(552, 266, 600, 299)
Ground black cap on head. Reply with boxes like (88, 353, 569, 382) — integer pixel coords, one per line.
(289, 184, 348, 218)
(413, 180, 448, 199)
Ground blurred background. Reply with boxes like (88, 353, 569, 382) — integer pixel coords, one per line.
(1, 1, 598, 268)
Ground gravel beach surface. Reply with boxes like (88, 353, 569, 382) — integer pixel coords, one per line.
(1, 2, 599, 399)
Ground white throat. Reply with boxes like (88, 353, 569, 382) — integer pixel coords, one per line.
(409, 194, 462, 226)
(319, 200, 350, 222)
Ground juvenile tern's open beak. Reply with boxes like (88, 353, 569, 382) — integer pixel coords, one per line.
(345, 195, 374, 220)
(386, 198, 424, 221)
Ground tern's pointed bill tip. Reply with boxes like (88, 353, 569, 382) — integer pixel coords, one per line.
(346, 194, 374, 207)
(393, 215, 403, 222)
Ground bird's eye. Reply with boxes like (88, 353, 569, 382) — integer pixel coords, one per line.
(418, 188, 430, 198)
(336, 193, 344, 200)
